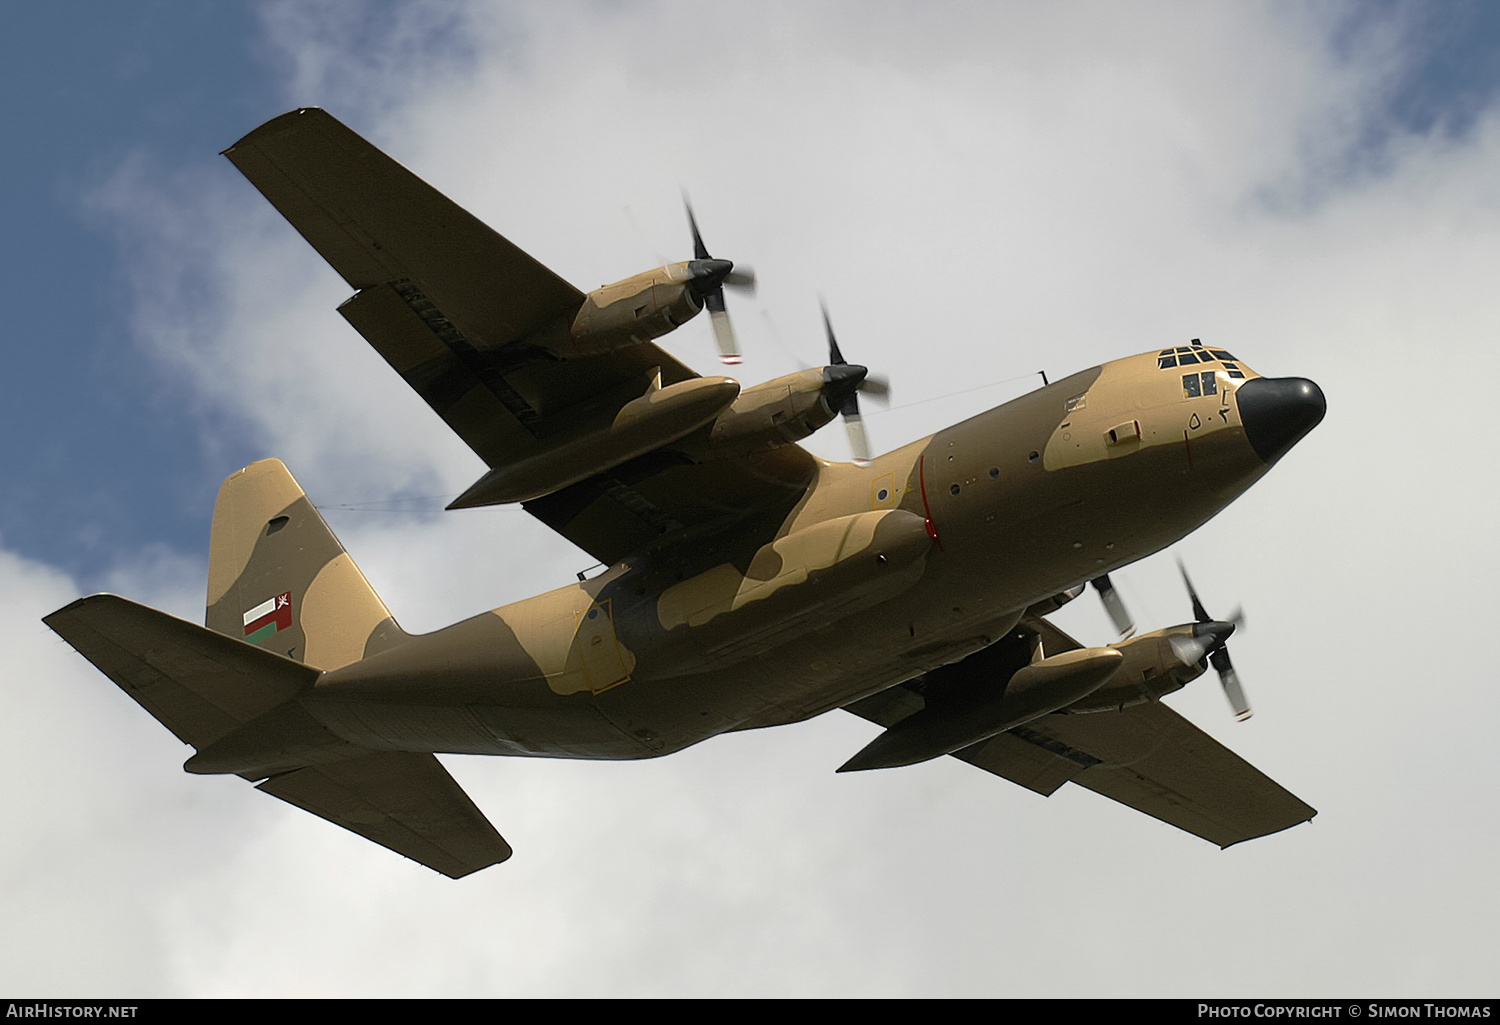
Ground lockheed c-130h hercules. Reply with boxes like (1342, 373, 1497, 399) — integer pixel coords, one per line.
(45, 109, 1327, 878)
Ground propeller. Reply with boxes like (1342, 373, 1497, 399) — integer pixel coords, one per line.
(820, 301, 890, 466)
(683, 197, 756, 364)
(1090, 573, 1136, 639)
(1176, 558, 1251, 721)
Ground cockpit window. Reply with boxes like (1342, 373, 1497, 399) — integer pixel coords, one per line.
(1159, 344, 1244, 376)
(1183, 371, 1218, 398)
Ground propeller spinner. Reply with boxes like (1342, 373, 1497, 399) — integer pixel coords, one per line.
(1176, 559, 1251, 721)
(820, 302, 890, 467)
(683, 198, 756, 364)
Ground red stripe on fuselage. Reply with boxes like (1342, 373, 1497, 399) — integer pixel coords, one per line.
(918, 454, 943, 551)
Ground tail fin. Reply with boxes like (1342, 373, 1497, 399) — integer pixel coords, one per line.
(206, 459, 408, 670)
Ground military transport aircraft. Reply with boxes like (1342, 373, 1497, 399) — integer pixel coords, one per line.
(44, 109, 1327, 878)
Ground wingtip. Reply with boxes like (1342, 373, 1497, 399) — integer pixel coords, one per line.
(43, 592, 127, 625)
(441, 843, 514, 878)
(222, 107, 333, 157)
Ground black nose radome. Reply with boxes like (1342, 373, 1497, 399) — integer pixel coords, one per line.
(1236, 376, 1326, 464)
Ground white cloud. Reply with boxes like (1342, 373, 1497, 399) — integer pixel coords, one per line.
(25, 0, 1500, 997)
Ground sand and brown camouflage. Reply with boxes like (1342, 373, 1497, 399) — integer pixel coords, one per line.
(43, 109, 1326, 877)
(206, 459, 407, 671)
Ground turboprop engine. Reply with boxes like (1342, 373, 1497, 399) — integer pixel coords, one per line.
(707, 367, 843, 454)
(562, 261, 727, 357)
(543, 201, 756, 361)
(838, 610, 1243, 772)
(708, 305, 889, 461)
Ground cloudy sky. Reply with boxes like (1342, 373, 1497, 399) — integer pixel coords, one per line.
(4, 0, 1498, 998)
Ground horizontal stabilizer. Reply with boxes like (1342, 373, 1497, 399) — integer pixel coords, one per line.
(257, 751, 512, 878)
(44, 594, 318, 751)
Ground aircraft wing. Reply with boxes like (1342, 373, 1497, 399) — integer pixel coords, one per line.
(257, 752, 512, 879)
(225, 109, 814, 564)
(845, 620, 1315, 848)
(952, 702, 1315, 847)
(223, 108, 584, 347)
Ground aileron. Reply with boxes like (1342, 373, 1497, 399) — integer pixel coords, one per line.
(224, 107, 582, 344)
(1021, 702, 1316, 847)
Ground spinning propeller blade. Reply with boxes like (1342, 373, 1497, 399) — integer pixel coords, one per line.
(684, 198, 755, 364)
(820, 301, 889, 467)
(1090, 573, 1136, 639)
(1178, 558, 1252, 721)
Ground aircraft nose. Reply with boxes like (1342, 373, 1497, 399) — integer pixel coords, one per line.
(1235, 376, 1326, 464)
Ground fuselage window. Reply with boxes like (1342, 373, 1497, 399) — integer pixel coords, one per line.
(1200, 371, 1217, 395)
(1182, 373, 1201, 397)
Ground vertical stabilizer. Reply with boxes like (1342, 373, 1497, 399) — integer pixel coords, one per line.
(206, 459, 408, 669)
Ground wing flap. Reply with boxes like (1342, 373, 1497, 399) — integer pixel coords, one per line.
(951, 731, 1086, 797)
(338, 282, 544, 466)
(524, 445, 816, 566)
(257, 751, 512, 878)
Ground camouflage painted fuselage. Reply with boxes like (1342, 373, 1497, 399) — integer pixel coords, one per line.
(298, 348, 1295, 761)
(41, 108, 1328, 876)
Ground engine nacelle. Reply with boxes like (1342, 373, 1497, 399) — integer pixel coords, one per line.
(708, 368, 840, 455)
(562, 263, 702, 358)
(1058, 624, 1209, 713)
